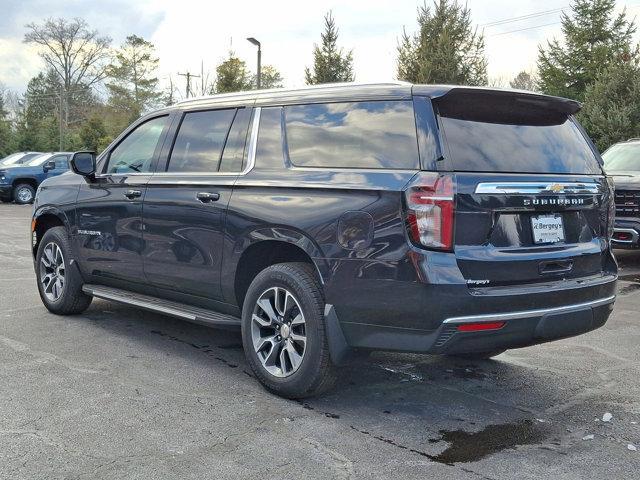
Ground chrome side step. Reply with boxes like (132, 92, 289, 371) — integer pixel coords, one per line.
(82, 284, 241, 328)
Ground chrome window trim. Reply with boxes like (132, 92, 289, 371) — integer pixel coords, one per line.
(96, 107, 262, 179)
(443, 294, 616, 324)
(474, 182, 600, 195)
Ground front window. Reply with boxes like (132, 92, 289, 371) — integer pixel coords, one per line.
(603, 143, 640, 172)
(26, 154, 53, 166)
(106, 116, 168, 174)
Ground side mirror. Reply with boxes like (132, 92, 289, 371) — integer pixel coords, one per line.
(70, 151, 96, 178)
(43, 160, 56, 172)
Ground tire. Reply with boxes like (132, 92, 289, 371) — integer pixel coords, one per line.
(13, 183, 36, 204)
(241, 262, 337, 399)
(35, 226, 92, 315)
(447, 350, 506, 360)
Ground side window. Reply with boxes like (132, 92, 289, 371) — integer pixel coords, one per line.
(106, 116, 168, 174)
(255, 107, 284, 170)
(167, 109, 236, 173)
(219, 108, 253, 172)
(284, 101, 420, 169)
(53, 155, 69, 169)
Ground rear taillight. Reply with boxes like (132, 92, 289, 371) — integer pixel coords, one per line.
(404, 173, 455, 251)
(606, 176, 616, 240)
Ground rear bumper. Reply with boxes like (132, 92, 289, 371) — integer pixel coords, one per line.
(332, 275, 617, 355)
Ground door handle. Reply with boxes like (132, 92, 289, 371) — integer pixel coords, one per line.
(124, 189, 142, 199)
(196, 192, 220, 203)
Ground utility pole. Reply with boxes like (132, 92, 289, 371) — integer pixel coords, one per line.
(58, 85, 64, 151)
(247, 37, 262, 89)
(178, 72, 201, 99)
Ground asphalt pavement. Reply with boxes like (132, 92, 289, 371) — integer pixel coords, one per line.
(0, 203, 638, 479)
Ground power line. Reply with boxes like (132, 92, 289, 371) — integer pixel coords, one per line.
(481, 6, 569, 28)
(489, 21, 562, 37)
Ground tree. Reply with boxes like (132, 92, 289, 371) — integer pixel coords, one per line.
(510, 71, 538, 91)
(397, 0, 487, 86)
(106, 35, 162, 120)
(0, 88, 15, 157)
(305, 11, 354, 85)
(580, 58, 640, 151)
(254, 65, 284, 89)
(80, 115, 111, 153)
(213, 53, 253, 93)
(537, 0, 637, 101)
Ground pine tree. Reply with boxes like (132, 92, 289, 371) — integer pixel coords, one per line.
(106, 35, 162, 120)
(537, 0, 637, 101)
(213, 53, 253, 94)
(305, 12, 354, 85)
(580, 58, 640, 151)
(397, 0, 487, 86)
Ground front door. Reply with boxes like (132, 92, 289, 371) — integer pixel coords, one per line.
(142, 107, 254, 304)
(75, 115, 170, 290)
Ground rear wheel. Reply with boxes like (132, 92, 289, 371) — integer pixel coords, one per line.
(36, 226, 92, 315)
(447, 350, 506, 360)
(241, 262, 336, 398)
(13, 183, 36, 204)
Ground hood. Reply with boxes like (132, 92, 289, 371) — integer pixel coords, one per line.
(610, 172, 640, 190)
(0, 164, 42, 175)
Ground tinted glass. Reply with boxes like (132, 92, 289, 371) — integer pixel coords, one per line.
(26, 154, 51, 166)
(603, 143, 640, 172)
(168, 109, 236, 173)
(255, 107, 284, 170)
(285, 101, 419, 169)
(107, 116, 168, 174)
(437, 95, 601, 174)
(53, 155, 69, 169)
(219, 108, 252, 172)
(20, 153, 42, 164)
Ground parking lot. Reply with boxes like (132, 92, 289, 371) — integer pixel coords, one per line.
(0, 202, 638, 479)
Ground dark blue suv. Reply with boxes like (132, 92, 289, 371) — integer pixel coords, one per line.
(0, 152, 71, 204)
(30, 84, 617, 398)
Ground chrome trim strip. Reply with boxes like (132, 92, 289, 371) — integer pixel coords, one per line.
(612, 228, 639, 244)
(443, 294, 616, 324)
(475, 182, 600, 195)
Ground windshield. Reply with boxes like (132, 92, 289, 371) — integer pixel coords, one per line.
(25, 154, 52, 166)
(0, 153, 24, 166)
(603, 143, 640, 172)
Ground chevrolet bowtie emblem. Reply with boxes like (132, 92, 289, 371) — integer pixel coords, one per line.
(549, 184, 565, 193)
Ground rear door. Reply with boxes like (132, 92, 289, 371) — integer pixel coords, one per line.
(142, 106, 254, 304)
(432, 89, 611, 287)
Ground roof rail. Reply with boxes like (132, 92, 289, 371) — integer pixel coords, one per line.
(627, 138, 640, 142)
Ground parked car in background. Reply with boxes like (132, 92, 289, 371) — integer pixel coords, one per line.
(0, 152, 43, 167)
(0, 152, 71, 204)
(31, 83, 617, 398)
(603, 138, 640, 248)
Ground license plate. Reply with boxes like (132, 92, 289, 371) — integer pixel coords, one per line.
(531, 214, 565, 244)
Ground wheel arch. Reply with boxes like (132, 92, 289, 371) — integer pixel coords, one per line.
(229, 228, 329, 309)
(32, 207, 72, 256)
(12, 177, 39, 190)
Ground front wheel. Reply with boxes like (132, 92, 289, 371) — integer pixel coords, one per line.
(241, 263, 336, 399)
(35, 226, 92, 315)
(13, 183, 36, 204)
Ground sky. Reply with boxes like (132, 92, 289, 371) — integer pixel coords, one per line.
(1, 0, 640, 98)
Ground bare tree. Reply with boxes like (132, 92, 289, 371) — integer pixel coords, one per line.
(24, 18, 112, 91)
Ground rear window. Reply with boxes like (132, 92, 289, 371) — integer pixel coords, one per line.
(284, 100, 419, 170)
(436, 94, 602, 174)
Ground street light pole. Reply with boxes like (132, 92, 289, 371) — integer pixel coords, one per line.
(247, 37, 261, 89)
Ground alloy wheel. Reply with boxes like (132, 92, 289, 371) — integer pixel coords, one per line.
(251, 286, 307, 378)
(17, 187, 33, 203)
(40, 242, 65, 302)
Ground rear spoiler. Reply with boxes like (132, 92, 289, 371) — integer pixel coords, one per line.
(413, 85, 582, 116)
